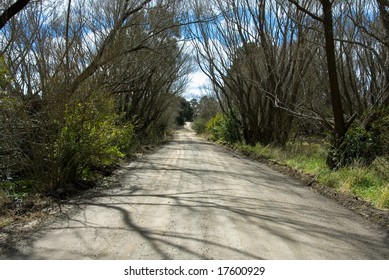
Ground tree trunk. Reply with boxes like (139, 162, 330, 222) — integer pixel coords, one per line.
(377, 0, 389, 107)
(0, 0, 30, 30)
(321, 0, 347, 168)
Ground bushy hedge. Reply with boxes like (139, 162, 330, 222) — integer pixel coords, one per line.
(192, 118, 207, 134)
(330, 106, 389, 168)
(1, 90, 134, 192)
(56, 94, 134, 187)
(205, 111, 242, 144)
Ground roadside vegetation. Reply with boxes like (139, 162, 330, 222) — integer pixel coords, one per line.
(234, 142, 389, 210)
(188, 0, 389, 211)
(192, 113, 389, 210)
(0, 0, 191, 210)
(1, 0, 389, 219)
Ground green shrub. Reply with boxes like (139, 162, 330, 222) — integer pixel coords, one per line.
(55, 93, 134, 187)
(339, 124, 376, 166)
(233, 139, 388, 209)
(222, 111, 242, 144)
(329, 107, 389, 168)
(206, 111, 242, 144)
(369, 106, 389, 157)
(0, 55, 10, 91)
(206, 113, 224, 141)
(192, 118, 207, 134)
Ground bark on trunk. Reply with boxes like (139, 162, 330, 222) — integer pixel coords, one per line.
(321, 0, 347, 168)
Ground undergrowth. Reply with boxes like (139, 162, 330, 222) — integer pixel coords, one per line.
(233, 141, 389, 209)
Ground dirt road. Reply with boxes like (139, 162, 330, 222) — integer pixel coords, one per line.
(1, 128, 388, 259)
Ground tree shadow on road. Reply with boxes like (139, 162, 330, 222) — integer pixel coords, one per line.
(1, 134, 389, 260)
(2, 179, 388, 259)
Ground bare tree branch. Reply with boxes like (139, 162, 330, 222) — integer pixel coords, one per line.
(288, 0, 323, 22)
(0, 0, 31, 30)
(69, 0, 152, 94)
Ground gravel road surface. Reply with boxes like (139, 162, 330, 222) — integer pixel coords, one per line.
(1, 128, 388, 259)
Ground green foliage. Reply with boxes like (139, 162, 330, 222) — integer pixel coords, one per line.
(176, 97, 194, 126)
(0, 94, 31, 181)
(192, 118, 207, 134)
(369, 106, 389, 157)
(0, 55, 10, 91)
(222, 111, 242, 144)
(142, 123, 169, 145)
(1, 89, 135, 191)
(191, 96, 222, 135)
(338, 124, 376, 166)
(233, 140, 389, 209)
(55, 93, 134, 187)
(319, 161, 389, 209)
(206, 111, 242, 144)
(206, 113, 225, 141)
(0, 180, 35, 200)
(329, 107, 389, 168)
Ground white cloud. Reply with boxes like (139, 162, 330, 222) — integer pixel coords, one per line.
(183, 69, 211, 100)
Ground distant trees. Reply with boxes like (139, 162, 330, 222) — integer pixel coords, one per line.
(196, 96, 220, 121)
(191, 96, 221, 133)
(176, 97, 194, 126)
(189, 0, 389, 168)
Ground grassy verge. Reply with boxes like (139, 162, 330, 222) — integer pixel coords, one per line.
(232, 141, 389, 210)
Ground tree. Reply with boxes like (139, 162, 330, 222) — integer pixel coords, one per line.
(176, 97, 194, 126)
(376, 0, 389, 106)
(196, 96, 220, 121)
(106, 1, 191, 137)
(288, 0, 388, 168)
(0, 0, 30, 30)
(286, 0, 347, 167)
(191, 95, 221, 134)
(189, 0, 388, 165)
(0, 0, 191, 190)
(190, 0, 314, 146)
